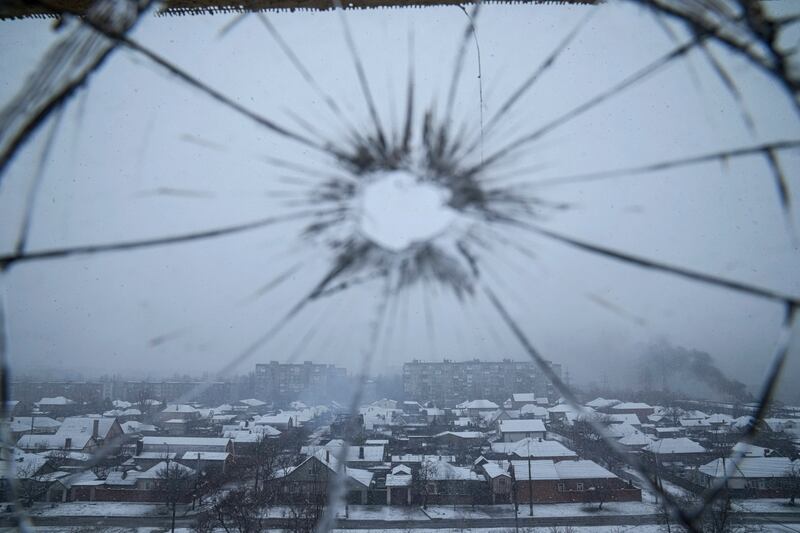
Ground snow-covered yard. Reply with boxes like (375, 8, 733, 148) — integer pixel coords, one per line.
(30, 502, 164, 517)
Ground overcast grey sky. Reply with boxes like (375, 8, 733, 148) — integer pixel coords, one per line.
(1, 2, 799, 401)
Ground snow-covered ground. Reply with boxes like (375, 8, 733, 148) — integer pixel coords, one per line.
(734, 499, 800, 513)
(29, 502, 164, 517)
(31, 526, 800, 533)
(420, 502, 657, 519)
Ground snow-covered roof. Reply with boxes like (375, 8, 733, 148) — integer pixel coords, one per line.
(618, 432, 654, 447)
(138, 461, 195, 479)
(605, 423, 640, 439)
(386, 464, 413, 486)
(482, 462, 511, 479)
(499, 419, 546, 434)
(491, 438, 577, 458)
(434, 431, 485, 440)
(121, 421, 157, 434)
(17, 433, 92, 451)
(161, 404, 198, 413)
(239, 398, 267, 407)
(11, 449, 49, 478)
(457, 399, 499, 410)
(679, 419, 710, 428)
(585, 398, 621, 409)
(608, 413, 641, 425)
(306, 452, 374, 488)
(644, 438, 706, 455)
(422, 458, 482, 481)
(307, 443, 385, 463)
(520, 404, 548, 416)
(59, 417, 118, 439)
(180, 451, 230, 461)
(112, 400, 132, 409)
(512, 393, 537, 403)
(9, 416, 61, 432)
(392, 454, 456, 463)
(699, 457, 794, 479)
(732, 442, 773, 457)
(134, 452, 178, 460)
(731, 415, 756, 430)
(36, 396, 75, 405)
(612, 402, 652, 410)
(512, 459, 617, 481)
(142, 436, 230, 447)
(257, 413, 294, 425)
(706, 413, 734, 424)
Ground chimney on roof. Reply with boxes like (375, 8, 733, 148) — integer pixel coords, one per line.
(326, 450, 330, 463)
(92, 419, 100, 439)
(64, 437, 72, 450)
(136, 439, 143, 456)
(359, 446, 364, 459)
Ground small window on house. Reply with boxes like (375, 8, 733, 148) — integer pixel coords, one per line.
(576, 483, 584, 491)
(758, 479, 766, 489)
(557, 483, 565, 492)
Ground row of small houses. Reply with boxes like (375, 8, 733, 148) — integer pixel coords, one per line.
(273, 449, 641, 507)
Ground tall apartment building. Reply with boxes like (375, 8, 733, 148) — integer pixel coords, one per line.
(402, 359, 560, 406)
(254, 361, 347, 405)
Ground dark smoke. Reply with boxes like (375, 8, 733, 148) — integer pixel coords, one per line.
(640, 341, 753, 402)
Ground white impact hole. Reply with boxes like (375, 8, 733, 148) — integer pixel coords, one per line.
(358, 170, 458, 252)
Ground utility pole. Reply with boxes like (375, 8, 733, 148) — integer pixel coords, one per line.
(527, 440, 533, 516)
(510, 456, 519, 533)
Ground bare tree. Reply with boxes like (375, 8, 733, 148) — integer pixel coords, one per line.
(411, 459, 435, 509)
(787, 461, 800, 506)
(205, 486, 267, 533)
(14, 462, 51, 506)
(156, 459, 193, 533)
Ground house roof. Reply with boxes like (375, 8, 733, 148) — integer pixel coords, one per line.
(499, 419, 546, 434)
(608, 413, 641, 426)
(58, 417, 118, 440)
(386, 464, 413, 486)
(731, 442, 773, 457)
(303, 453, 374, 488)
(239, 398, 267, 407)
(392, 454, 456, 463)
(511, 459, 617, 481)
(491, 438, 577, 458)
(618, 432, 654, 446)
(457, 399, 499, 410)
(434, 431, 485, 440)
(9, 416, 61, 432)
(699, 457, 795, 479)
(585, 398, 621, 409)
(482, 462, 511, 479)
(11, 449, 49, 478)
(612, 402, 652, 410)
(180, 451, 230, 461)
(512, 393, 537, 403)
(520, 404, 548, 416)
(422, 458, 482, 481)
(138, 461, 195, 479)
(304, 443, 385, 463)
(36, 396, 75, 405)
(706, 413, 734, 424)
(121, 421, 157, 434)
(17, 433, 93, 451)
(644, 438, 706, 454)
(143, 436, 230, 447)
(161, 404, 198, 413)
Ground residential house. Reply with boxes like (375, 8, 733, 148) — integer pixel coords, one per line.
(511, 459, 641, 504)
(498, 419, 546, 442)
(696, 457, 798, 498)
(279, 450, 373, 504)
(490, 437, 577, 461)
(385, 464, 413, 505)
